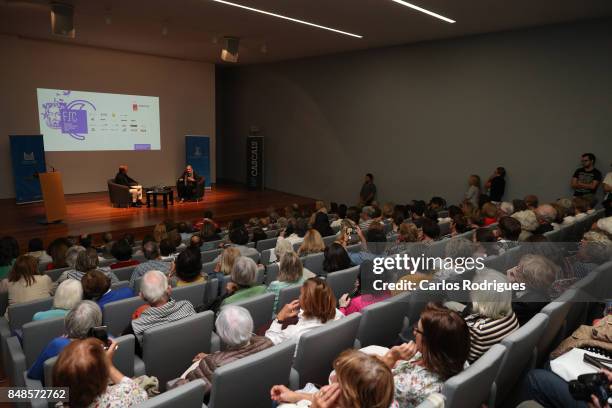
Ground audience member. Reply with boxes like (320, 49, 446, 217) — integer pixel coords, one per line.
(159, 238, 176, 261)
(267, 252, 313, 313)
(359, 173, 377, 205)
(338, 260, 390, 315)
(55, 248, 119, 290)
(269, 236, 294, 264)
(110, 240, 140, 269)
(473, 227, 499, 257)
(481, 202, 498, 226)
(330, 204, 348, 228)
(497, 216, 521, 253)
(6, 255, 52, 316)
(486, 167, 506, 202)
(82, 269, 134, 310)
(153, 222, 168, 243)
(524, 195, 539, 210)
(512, 210, 539, 241)
(129, 241, 171, 289)
(98, 232, 115, 259)
(46, 238, 70, 271)
(312, 212, 334, 237)
(28, 300, 103, 382)
(533, 204, 557, 234)
(323, 243, 352, 274)
(464, 174, 481, 207)
(210, 247, 241, 282)
(420, 218, 441, 242)
(386, 222, 419, 255)
(33, 279, 82, 321)
(173, 247, 205, 286)
(221, 257, 266, 306)
(571, 152, 602, 198)
(298, 229, 326, 256)
(53, 337, 147, 407)
(26, 238, 52, 264)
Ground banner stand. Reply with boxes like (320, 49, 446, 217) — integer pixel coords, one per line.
(185, 135, 212, 189)
(246, 135, 264, 190)
(9, 135, 46, 204)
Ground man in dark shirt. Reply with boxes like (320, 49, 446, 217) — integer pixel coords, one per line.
(359, 173, 377, 206)
(114, 165, 143, 206)
(176, 165, 203, 202)
(485, 166, 506, 202)
(571, 153, 602, 197)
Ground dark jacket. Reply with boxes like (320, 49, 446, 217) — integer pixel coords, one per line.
(114, 171, 137, 186)
(173, 335, 273, 393)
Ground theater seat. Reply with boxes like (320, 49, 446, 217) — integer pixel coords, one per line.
(108, 179, 131, 208)
(226, 292, 275, 333)
(276, 285, 302, 313)
(354, 299, 406, 348)
(137, 379, 207, 408)
(326, 265, 359, 300)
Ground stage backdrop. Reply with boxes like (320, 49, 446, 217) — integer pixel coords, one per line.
(185, 135, 211, 188)
(9, 135, 47, 204)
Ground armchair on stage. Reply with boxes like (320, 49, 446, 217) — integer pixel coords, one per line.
(107, 179, 132, 208)
(176, 175, 205, 202)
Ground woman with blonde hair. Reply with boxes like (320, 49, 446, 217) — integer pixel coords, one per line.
(267, 252, 312, 312)
(464, 174, 481, 208)
(210, 247, 241, 283)
(153, 223, 168, 243)
(270, 349, 394, 408)
(298, 229, 325, 256)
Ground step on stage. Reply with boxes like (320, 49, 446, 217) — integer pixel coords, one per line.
(1, 184, 315, 250)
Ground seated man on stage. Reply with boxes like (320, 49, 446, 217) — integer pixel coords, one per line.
(114, 165, 143, 207)
(176, 165, 204, 202)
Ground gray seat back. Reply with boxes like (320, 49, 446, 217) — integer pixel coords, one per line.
(135, 379, 206, 408)
(113, 265, 137, 282)
(355, 299, 405, 348)
(293, 313, 361, 388)
(442, 344, 506, 408)
(256, 237, 278, 252)
(326, 266, 360, 299)
(142, 311, 214, 391)
(261, 249, 274, 265)
(207, 341, 296, 408)
(22, 317, 65, 367)
(202, 261, 217, 276)
(228, 293, 275, 331)
(103, 296, 146, 337)
(265, 263, 280, 286)
(201, 248, 223, 263)
(8, 297, 55, 332)
(172, 282, 207, 308)
(255, 267, 265, 285)
(495, 313, 549, 405)
(276, 285, 302, 313)
(538, 300, 571, 363)
(244, 251, 261, 264)
(111, 281, 130, 291)
(46, 267, 71, 282)
(303, 252, 325, 276)
(322, 235, 337, 247)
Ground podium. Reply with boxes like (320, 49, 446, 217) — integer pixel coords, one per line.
(39, 172, 67, 224)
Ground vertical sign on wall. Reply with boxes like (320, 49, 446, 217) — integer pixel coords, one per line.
(246, 136, 264, 190)
(9, 135, 47, 204)
(185, 135, 211, 188)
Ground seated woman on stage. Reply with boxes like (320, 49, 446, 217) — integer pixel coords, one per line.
(114, 165, 143, 207)
(176, 165, 204, 202)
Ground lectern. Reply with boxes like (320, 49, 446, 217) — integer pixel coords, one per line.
(39, 172, 66, 224)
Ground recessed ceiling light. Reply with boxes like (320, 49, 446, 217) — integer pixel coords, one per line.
(389, 0, 455, 23)
(210, 0, 363, 38)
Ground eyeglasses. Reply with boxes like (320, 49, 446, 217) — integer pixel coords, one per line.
(413, 327, 424, 336)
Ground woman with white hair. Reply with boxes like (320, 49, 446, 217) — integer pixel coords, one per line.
(171, 305, 273, 393)
(511, 210, 539, 241)
(463, 269, 519, 363)
(27, 300, 103, 382)
(268, 236, 294, 263)
(33, 279, 83, 321)
(221, 257, 266, 306)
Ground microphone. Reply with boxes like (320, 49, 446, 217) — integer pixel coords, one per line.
(46, 163, 56, 172)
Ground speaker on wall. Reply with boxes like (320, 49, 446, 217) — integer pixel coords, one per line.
(51, 2, 75, 38)
(221, 37, 240, 63)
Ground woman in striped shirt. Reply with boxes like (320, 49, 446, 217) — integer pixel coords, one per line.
(464, 269, 519, 363)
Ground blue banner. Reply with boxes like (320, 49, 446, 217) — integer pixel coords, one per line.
(9, 135, 46, 204)
(185, 135, 211, 188)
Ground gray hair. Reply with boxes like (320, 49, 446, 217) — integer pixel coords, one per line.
(140, 270, 169, 304)
(445, 237, 476, 259)
(535, 204, 557, 224)
(470, 269, 513, 319)
(274, 239, 294, 261)
(64, 300, 102, 339)
(65, 246, 85, 268)
(516, 254, 558, 289)
(231, 256, 257, 287)
(75, 247, 99, 272)
(499, 202, 514, 215)
(53, 279, 83, 310)
(216, 305, 253, 347)
(581, 231, 612, 264)
(512, 210, 539, 233)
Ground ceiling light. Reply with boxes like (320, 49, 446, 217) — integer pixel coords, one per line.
(389, 0, 455, 23)
(211, 0, 362, 38)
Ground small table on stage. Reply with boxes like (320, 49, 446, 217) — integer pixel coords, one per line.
(146, 188, 174, 208)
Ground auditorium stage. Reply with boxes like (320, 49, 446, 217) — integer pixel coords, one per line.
(0, 184, 316, 251)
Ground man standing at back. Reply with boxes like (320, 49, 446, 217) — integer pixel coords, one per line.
(571, 153, 602, 199)
(359, 173, 377, 206)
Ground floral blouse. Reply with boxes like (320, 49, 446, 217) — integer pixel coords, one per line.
(89, 377, 147, 408)
(392, 352, 443, 408)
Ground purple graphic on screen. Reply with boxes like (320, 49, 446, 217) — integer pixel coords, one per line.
(41, 92, 96, 141)
(134, 144, 151, 151)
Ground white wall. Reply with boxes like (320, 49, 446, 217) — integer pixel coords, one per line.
(0, 35, 216, 198)
(218, 19, 612, 205)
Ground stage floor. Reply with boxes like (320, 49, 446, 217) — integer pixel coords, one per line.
(0, 184, 315, 251)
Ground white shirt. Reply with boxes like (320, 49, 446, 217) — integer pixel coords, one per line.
(265, 309, 344, 354)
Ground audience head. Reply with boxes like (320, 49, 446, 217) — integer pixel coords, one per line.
(7, 255, 39, 286)
(159, 238, 176, 257)
(76, 248, 100, 272)
(573, 196, 589, 214)
(398, 222, 419, 243)
(300, 278, 336, 323)
(278, 252, 304, 283)
(143, 241, 160, 260)
(190, 234, 203, 249)
(535, 204, 557, 225)
(481, 202, 498, 219)
(511, 254, 557, 290)
(118, 164, 128, 173)
(524, 195, 539, 209)
(175, 247, 203, 283)
(448, 205, 463, 219)
(231, 256, 258, 287)
(102, 232, 113, 244)
(274, 239, 294, 262)
(251, 228, 267, 243)
(331, 349, 395, 408)
(346, 206, 361, 224)
(65, 245, 86, 269)
(444, 237, 476, 260)
(429, 197, 446, 211)
(498, 216, 522, 241)
(323, 242, 352, 273)
(122, 233, 136, 247)
(0, 237, 19, 267)
(451, 215, 471, 234)
(470, 269, 513, 319)
(512, 199, 528, 212)
(337, 204, 348, 220)
(201, 220, 218, 240)
(416, 303, 470, 380)
(595, 217, 612, 240)
(153, 223, 168, 243)
(168, 230, 182, 250)
(499, 202, 514, 216)
(420, 218, 441, 241)
(81, 270, 111, 300)
(178, 222, 189, 234)
(140, 270, 170, 305)
(216, 306, 254, 348)
(53, 279, 83, 310)
(65, 300, 103, 339)
(110, 240, 132, 262)
(511, 210, 539, 234)
(424, 209, 439, 222)
(299, 229, 325, 255)
(468, 174, 481, 187)
(79, 234, 93, 249)
(27, 238, 45, 253)
(219, 247, 241, 275)
(578, 231, 612, 264)
(53, 338, 112, 407)
(313, 213, 332, 236)
(229, 225, 250, 246)
(581, 152, 596, 168)
(47, 238, 70, 268)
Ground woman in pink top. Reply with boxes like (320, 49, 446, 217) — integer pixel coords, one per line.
(338, 259, 390, 315)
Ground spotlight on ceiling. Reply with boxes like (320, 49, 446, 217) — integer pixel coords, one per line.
(50, 2, 75, 38)
(221, 36, 239, 63)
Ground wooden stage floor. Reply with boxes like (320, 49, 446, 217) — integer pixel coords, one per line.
(0, 184, 315, 251)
